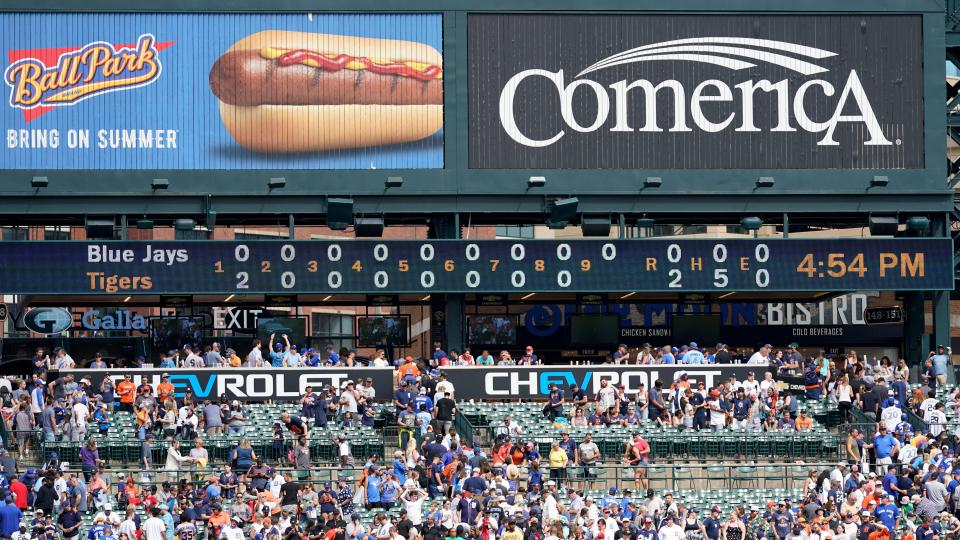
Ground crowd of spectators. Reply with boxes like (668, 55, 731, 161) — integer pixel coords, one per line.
(7, 337, 960, 539)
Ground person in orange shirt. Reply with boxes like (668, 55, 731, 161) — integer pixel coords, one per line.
(795, 410, 815, 431)
(156, 374, 175, 402)
(397, 356, 420, 384)
(868, 523, 891, 540)
(206, 503, 230, 537)
(116, 375, 136, 413)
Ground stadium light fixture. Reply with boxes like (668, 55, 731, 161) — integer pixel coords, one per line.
(528, 176, 546, 188)
(31, 176, 48, 189)
(870, 176, 889, 187)
(906, 216, 930, 231)
(643, 177, 662, 188)
(740, 216, 763, 230)
(385, 176, 404, 189)
(868, 215, 898, 236)
(151, 178, 169, 190)
(174, 218, 196, 231)
(268, 177, 286, 190)
(581, 215, 612, 237)
(756, 177, 775, 188)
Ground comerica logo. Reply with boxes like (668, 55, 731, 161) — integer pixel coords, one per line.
(498, 37, 892, 148)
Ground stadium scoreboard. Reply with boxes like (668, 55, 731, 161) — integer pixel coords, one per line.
(0, 239, 950, 294)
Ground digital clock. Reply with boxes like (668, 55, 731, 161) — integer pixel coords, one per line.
(0, 238, 950, 294)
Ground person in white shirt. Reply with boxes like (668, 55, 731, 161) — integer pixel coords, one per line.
(495, 416, 523, 439)
(542, 488, 560, 523)
(435, 375, 455, 398)
(748, 344, 772, 365)
(596, 379, 617, 411)
(920, 392, 940, 419)
(399, 487, 427, 526)
(94, 507, 121, 527)
(71, 399, 90, 442)
(657, 515, 685, 540)
(182, 346, 204, 368)
(245, 339, 265, 368)
(742, 372, 761, 395)
(760, 372, 777, 395)
(143, 508, 166, 540)
(928, 403, 947, 438)
(880, 400, 902, 431)
(218, 518, 245, 540)
(269, 470, 284, 500)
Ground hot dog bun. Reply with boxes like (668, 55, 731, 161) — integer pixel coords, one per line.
(213, 30, 443, 153)
(218, 103, 442, 153)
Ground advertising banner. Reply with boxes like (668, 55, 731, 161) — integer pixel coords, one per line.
(2, 13, 443, 169)
(54, 367, 394, 401)
(443, 365, 762, 400)
(469, 14, 922, 169)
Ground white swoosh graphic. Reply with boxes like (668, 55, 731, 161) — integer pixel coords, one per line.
(577, 37, 836, 78)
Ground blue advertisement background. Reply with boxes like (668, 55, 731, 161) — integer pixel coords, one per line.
(1, 13, 443, 169)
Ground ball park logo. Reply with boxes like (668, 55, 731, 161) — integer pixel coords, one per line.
(499, 37, 892, 148)
(4, 34, 173, 122)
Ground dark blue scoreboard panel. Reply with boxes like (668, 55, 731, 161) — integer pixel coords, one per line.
(0, 239, 951, 294)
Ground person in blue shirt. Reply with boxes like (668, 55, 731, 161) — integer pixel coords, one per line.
(432, 343, 447, 367)
(731, 389, 751, 430)
(379, 474, 398, 508)
(873, 496, 899, 533)
(303, 349, 320, 367)
(393, 382, 413, 417)
(0, 495, 22, 538)
(157, 353, 175, 369)
(268, 334, 287, 367)
(683, 343, 705, 365)
(364, 470, 382, 509)
(917, 515, 942, 540)
(660, 346, 675, 364)
(932, 345, 950, 385)
(325, 344, 340, 366)
(873, 425, 899, 463)
(413, 389, 434, 413)
(881, 465, 899, 496)
(891, 372, 908, 407)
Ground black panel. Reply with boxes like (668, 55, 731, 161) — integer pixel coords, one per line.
(469, 14, 924, 169)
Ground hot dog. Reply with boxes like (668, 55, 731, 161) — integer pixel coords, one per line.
(210, 30, 443, 153)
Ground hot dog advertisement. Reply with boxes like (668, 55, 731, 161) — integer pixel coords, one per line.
(1, 13, 443, 169)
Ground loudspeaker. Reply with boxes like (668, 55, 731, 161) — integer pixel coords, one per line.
(327, 198, 354, 230)
(355, 217, 385, 238)
(548, 197, 579, 228)
(868, 216, 899, 236)
(581, 215, 611, 237)
(85, 217, 115, 239)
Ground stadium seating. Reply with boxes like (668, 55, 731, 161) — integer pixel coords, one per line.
(458, 402, 840, 460)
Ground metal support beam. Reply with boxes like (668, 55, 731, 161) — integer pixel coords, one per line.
(905, 292, 926, 367)
(430, 215, 464, 354)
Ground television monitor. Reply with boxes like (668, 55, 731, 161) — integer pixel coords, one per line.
(150, 317, 204, 353)
(671, 314, 721, 346)
(467, 315, 518, 345)
(569, 315, 619, 347)
(256, 317, 308, 351)
(357, 316, 409, 347)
